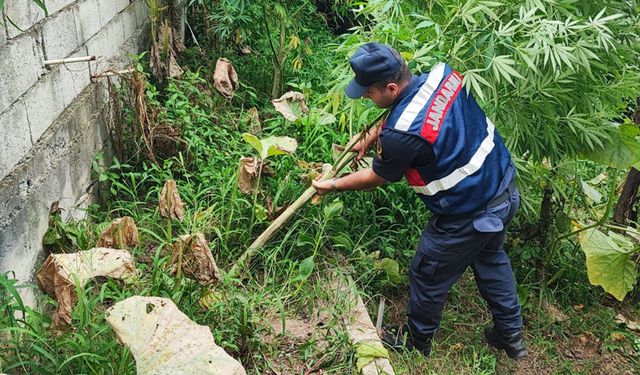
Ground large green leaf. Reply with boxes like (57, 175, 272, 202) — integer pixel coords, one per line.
(323, 200, 343, 219)
(582, 125, 640, 169)
(242, 133, 263, 156)
(262, 136, 298, 159)
(578, 228, 638, 301)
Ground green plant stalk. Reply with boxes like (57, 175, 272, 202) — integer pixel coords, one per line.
(226, 115, 385, 280)
(225, 163, 241, 246)
(173, 243, 184, 295)
(249, 159, 264, 230)
(289, 219, 327, 299)
(552, 171, 618, 243)
(226, 154, 355, 280)
(166, 217, 172, 242)
(544, 169, 618, 275)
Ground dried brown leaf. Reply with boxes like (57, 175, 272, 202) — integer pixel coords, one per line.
(615, 313, 640, 332)
(96, 216, 139, 249)
(172, 234, 221, 286)
(272, 91, 308, 121)
(106, 296, 246, 374)
(36, 248, 136, 331)
(150, 23, 184, 81)
(160, 180, 185, 221)
(238, 157, 259, 194)
(265, 196, 289, 221)
(213, 58, 238, 98)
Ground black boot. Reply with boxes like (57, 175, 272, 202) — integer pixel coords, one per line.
(484, 325, 528, 359)
(382, 323, 432, 357)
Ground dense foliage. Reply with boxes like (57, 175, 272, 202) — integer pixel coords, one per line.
(2, 0, 640, 374)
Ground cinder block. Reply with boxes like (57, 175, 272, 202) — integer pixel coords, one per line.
(74, 0, 101, 43)
(86, 17, 125, 67)
(41, 0, 76, 16)
(0, 73, 113, 308)
(41, 8, 79, 60)
(97, 0, 118, 27)
(0, 101, 33, 181)
(26, 48, 92, 143)
(0, 18, 7, 46)
(23, 69, 65, 143)
(122, 2, 138, 40)
(58, 57, 91, 108)
(116, 0, 130, 14)
(3, 0, 36, 38)
(133, 0, 149, 28)
(0, 34, 44, 114)
(28, 0, 76, 25)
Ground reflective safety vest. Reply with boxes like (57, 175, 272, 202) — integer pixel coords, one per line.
(384, 63, 512, 215)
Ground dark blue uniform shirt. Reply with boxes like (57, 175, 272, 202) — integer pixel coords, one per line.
(372, 129, 434, 182)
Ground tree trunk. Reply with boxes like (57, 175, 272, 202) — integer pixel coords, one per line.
(270, 19, 286, 99)
(613, 168, 640, 225)
(613, 97, 640, 225)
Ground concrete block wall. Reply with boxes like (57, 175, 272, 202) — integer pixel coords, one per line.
(0, 0, 150, 305)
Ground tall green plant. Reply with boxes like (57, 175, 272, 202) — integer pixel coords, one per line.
(329, 0, 640, 163)
(324, 0, 640, 297)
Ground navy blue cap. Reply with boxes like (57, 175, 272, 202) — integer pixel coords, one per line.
(345, 42, 403, 99)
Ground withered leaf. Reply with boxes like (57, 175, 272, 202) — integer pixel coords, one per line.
(160, 179, 185, 221)
(150, 22, 184, 81)
(213, 58, 239, 98)
(237, 158, 274, 194)
(238, 157, 259, 194)
(96, 216, 139, 249)
(272, 91, 308, 121)
(106, 296, 246, 375)
(172, 234, 221, 286)
(36, 248, 136, 331)
(265, 196, 289, 221)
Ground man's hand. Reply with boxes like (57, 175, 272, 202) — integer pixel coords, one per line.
(311, 168, 386, 195)
(312, 177, 333, 195)
(350, 125, 383, 161)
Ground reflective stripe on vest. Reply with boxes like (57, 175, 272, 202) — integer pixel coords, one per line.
(394, 63, 446, 131)
(411, 117, 496, 196)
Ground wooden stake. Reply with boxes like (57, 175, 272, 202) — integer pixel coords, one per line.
(375, 297, 385, 336)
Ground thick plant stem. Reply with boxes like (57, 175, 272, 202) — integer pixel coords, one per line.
(613, 167, 640, 225)
(225, 163, 241, 246)
(249, 160, 264, 230)
(226, 114, 386, 279)
(227, 153, 356, 279)
(544, 170, 618, 289)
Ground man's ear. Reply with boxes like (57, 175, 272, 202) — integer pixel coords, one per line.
(386, 82, 400, 94)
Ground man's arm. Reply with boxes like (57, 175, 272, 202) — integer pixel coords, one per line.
(312, 168, 386, 195)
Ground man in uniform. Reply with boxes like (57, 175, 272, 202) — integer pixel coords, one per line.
(312, 42, 527, 359)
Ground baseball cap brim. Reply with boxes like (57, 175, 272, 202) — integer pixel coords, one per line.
(345, 78, 368, 99)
